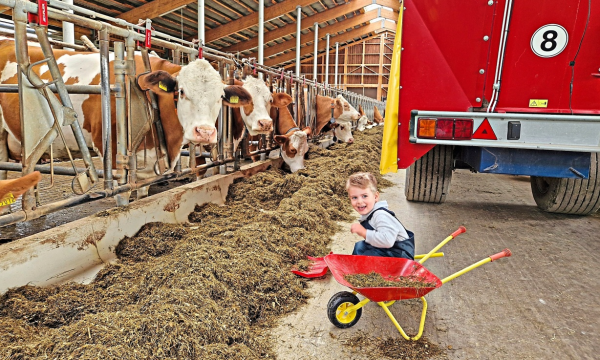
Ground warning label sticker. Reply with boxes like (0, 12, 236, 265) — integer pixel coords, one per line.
(529, 99, 548, 107)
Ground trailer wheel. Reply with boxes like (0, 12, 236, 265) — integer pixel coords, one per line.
(327, 291, 362, 329)
(530, 153, 600, 215)
(405, 145, 453, 203)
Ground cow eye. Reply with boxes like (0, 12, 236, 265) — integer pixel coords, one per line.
(341, 126, 345, 130)
(179, 89, 185, 98)
(291, 149, 297, 154)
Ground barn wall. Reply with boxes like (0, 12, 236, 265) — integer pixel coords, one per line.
(298, 32, 394, 102)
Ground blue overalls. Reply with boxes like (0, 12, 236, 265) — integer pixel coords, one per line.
(351, 208, 415, 260)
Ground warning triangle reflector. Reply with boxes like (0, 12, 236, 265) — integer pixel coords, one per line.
(472, 118, 497, 140)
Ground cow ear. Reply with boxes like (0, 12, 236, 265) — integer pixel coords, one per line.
(223, 85, 252, 107)
(302, 127, 312, 137)
(274, 135, 287, 145)
(137, 71, 177, 93)
(272, 93, 293, 108)
(331, 122, 340, 128)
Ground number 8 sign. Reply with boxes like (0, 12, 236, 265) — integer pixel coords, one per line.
(531, 24, 568, 58)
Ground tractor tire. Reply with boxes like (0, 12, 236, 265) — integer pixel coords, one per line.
(405, 145, 453, 203)
(530, 153, 600, 215)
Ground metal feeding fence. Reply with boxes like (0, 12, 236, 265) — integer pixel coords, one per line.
(0, 0, 384, 229)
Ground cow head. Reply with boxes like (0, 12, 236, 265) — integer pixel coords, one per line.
(274, 127, 311, 172)
(239, 77, 292, 136)
(357, 116, 369, 131)
(333, 122, 354, 144)
(334, 94, 360, 122)
(138, 59, 252, 145)
(374, 105, 384, 124)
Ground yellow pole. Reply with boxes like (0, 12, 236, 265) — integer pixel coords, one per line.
(378, 301, 411, 340)
(415, 252, 443, 259)
(379, 2, 404, 174)
(419, 227, 466, 265)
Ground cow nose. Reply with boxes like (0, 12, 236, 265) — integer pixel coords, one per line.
(257, 119, 273, 131)
(194, 126, 216, 142)
(348, 138, 354, 144)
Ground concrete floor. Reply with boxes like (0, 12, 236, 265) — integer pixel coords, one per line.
(271, 169, 600, 360)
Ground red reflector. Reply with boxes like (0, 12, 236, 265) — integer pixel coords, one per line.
(454, 119, 473, 140)
(435, 119, 454, 139)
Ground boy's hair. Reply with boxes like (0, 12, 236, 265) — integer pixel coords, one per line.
(346, 172, 378, 193)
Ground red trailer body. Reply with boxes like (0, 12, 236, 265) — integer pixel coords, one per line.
(396, 0, 600, 214)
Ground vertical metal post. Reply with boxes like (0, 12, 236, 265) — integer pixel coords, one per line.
(325, 33, 330, 87)
(335, 42, 339, 88)
(99, 27, 113, 190)
(125, 36, 138, 186)
(218, 61, 226, 175)
(198, 0, 205, 45)
(313, 22, 319, 82)
(114, 42, 128, 206)
(62, 0, 74, 51)
(258, 0, 264, 79)
(172, 47, 182, 173)
(295, 6, 302, 78)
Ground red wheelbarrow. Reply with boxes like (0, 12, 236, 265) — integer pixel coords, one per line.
(324, 226, 511, 340)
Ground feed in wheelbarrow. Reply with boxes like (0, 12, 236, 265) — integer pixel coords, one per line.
(344, 271, 437, 288)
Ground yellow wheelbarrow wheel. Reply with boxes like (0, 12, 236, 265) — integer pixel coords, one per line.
(327, 291, 362, 328)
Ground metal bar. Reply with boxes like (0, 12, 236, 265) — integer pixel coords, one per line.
(0, 84, 117, 94)
(0, 161, 118, 178)
(33, 25, 100, 185)
(113, 41, 128, 200)
(313, 22, 319, 81)
(61, 0, 74, 51)
(295, 5, 301, 78)
(99, 27, 113, 190)
(335, 42, 339, 88)
(258, 0, 264, 72)
(198, 0, 205, 45)
(325, 33, 330, 87)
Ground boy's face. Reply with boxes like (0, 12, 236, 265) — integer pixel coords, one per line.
(348, 186, 379, 215)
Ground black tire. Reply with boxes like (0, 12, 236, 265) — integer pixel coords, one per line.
(327, 291, 362, 329)
(530, 153, 600, 215)
(405, 145, 453, 203)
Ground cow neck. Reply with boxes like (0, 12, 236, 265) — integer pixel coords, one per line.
(274, 107, 298, 135)
(315, 95, 336, 135)
(154, 93, 183, 165)
(230, 108, 246, 142)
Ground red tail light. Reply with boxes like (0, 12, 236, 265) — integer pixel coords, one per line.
(435, 119, 454, 139)
(454, 119, 474, 140)
(416, 118, 474, 140)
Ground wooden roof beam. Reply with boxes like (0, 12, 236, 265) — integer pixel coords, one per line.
(247, 8, 395, 59)
(265, 21, 394, 66)
(220, 0, 398, 53)
(118, 0, 197, 23)
(195, 0, 320, 43)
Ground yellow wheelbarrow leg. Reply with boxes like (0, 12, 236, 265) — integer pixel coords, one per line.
(377, 297, 428, 341)
(414, 252, 444, 260)
(343, 297, 371, 314)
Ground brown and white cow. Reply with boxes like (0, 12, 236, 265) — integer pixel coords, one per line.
(0, 38, 251, 195)
(312, 94, 360, 143)
(373, 105, 384, 125)
(272, 105, 311, 173)
(0, 171, 41, 210)
(357, 104, 371, 131)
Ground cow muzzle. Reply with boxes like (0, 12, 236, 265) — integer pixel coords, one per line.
(193, 126, 217, 144)
(253, 119, 273, 132)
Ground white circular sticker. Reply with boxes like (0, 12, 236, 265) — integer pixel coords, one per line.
(530, 24, 568, 58)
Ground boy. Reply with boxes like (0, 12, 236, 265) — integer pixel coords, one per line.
(346, 172, 415, 259)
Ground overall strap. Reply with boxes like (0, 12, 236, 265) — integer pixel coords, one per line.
(364, 208, 407, 230)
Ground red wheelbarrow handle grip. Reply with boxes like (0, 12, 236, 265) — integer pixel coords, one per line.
(451, 226, 467, 238)
(489, 248, 512, 261)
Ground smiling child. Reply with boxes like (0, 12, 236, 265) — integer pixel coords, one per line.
(346, 172, 415, 259)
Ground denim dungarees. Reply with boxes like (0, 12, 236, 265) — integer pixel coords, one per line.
(351, 208, 415, 260)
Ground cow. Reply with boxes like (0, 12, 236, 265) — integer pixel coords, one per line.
(272, 105, 311, 173)
(374, 105, 385, 125)
(357, 104, 370, 131)
(311, 94, 360, 143)
(0, 171, 41, 210)
(0, 38, 251, 198)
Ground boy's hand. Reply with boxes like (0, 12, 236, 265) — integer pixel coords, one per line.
(350, 223, 367, 239)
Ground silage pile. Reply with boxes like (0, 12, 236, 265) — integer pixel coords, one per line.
(0, 127, 389, 359)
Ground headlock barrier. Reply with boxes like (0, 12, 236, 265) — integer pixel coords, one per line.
(0, 0, 385, 228)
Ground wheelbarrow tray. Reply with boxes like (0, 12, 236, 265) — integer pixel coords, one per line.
(291, 255, 329, 278)
(324, 254, 442, 302)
